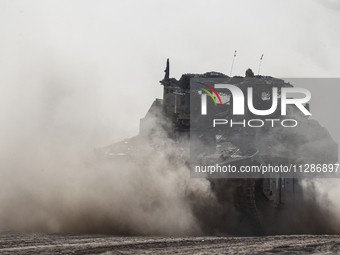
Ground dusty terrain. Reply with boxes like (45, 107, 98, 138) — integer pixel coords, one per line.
(0, 234, 340, 254)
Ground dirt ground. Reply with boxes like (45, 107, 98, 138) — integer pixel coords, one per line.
(0, 234, 339, 254)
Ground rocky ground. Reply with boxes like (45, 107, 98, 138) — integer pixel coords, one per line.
(0, 234, 340, 254)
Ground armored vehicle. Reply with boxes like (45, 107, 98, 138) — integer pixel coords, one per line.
(97, 59, 338, 235)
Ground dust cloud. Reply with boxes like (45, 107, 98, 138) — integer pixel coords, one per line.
(0, 59, 219, 236)
(0, 60, 339, 236)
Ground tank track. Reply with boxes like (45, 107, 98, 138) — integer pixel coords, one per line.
(237, 180, 263, 235)
(211, 179, 264, 235)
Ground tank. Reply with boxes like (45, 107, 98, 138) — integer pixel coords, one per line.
(96, 59, 338, 235)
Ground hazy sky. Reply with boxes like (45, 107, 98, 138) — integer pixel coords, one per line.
(0, 0, 339, 145)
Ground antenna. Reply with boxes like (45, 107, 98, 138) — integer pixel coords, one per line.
(258, 54, 264, 75)
(164, 58, 170, 80)
(230, 50, 236, 77)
